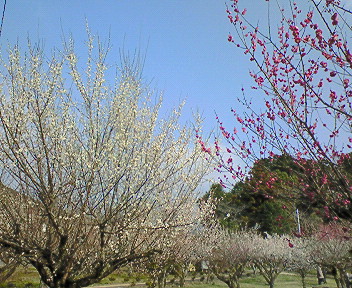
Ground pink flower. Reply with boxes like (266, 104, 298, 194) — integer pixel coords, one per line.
(343, 79, 349, 88)
(315, 29, 323, 41)
(331, 13, 338, 25)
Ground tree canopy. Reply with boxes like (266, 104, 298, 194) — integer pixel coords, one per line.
(0, 35, 210, 288)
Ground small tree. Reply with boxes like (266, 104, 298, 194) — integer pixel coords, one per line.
(0, 35, 210, 288)
(252, 234, 291, 288)
(206, 229, 259, 288)
(140, 227, 199, 288)
(286, 237, 315, 288)
(310, 223, 352, 288)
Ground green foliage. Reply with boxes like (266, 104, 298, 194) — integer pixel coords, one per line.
(254, 201, 294, 235)
(206, 155, 306, 234)
(207, 153, 352, 234)
(202, 183, 242, 230)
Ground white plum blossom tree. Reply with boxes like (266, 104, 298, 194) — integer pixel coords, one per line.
(0, 34, 210, 288)
(0, 246, 21, 282)
(252, 234, 291, 288)
(309, 224, 352, 288)
(286, 237, 316, 288)
(206, 229, 259, 288)
(138, 226, 200, 288)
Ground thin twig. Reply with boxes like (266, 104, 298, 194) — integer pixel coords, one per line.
(0, 0, 6, 38)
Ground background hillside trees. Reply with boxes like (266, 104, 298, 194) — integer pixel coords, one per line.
(203, 155, 325, 234)
(0, 35, 210, 288)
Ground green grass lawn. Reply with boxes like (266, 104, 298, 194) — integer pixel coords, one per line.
(97, 270, 338, 288)
(0, 266, 41, 288)
(181, 274, 337, 288)
(1, 266, 339, 288)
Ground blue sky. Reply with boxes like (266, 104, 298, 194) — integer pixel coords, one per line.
(0, 0, 258, 135)
(2, 0, 351, 179)
(2, 0, 352, 190)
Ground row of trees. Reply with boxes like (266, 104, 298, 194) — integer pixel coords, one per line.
(201, 224, 352, 288)
(44, 217, 346, 288)
(76, 221, 350, 288)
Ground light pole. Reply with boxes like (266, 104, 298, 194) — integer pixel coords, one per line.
(295, 208, 301, 234)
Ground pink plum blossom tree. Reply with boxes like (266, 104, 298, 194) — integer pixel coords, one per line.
(198, 0, 352, 220)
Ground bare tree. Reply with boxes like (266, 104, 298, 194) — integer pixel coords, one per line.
(0, 34, 210, 288)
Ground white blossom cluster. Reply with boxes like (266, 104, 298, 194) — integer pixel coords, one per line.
(0, 34, 211, 288)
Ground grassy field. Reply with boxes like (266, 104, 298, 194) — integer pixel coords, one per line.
(1, 266, 339, 288)
(180, 272, 338, 288)
(0, 266, 41, 288)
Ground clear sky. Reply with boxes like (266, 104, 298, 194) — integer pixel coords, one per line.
(2, 0, 351, 132)
(1, 1, 351, 190)
(0, 0, 258, 135)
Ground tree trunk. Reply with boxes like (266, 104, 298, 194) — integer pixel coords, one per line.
(179, 275, 185, 287)
(157, 269, 167, 288)
(232, 274, 241, 288)
(299, 270, 306, 288)
(0, 261, 19, 282)
(338, 268, 349, 288)
(178, 265, 187, 287)
(332, 267, 342, 288)
(213, 271, 235, 288)
(225, 280, 236, 288)
(345, 273, 351, 288)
